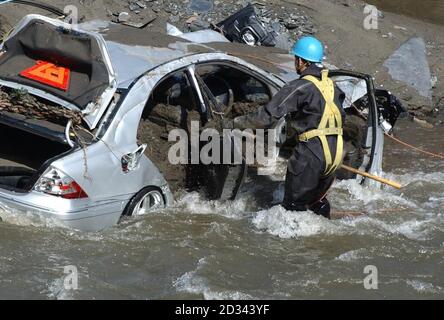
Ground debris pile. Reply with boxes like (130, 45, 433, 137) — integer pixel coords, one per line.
(428, 96, 444, 125)
(0, 16, 8, 40)
(138, 117, 189, 194)
(0, 88, 83, 126)
(137, 103, 200, 195)
(114, 0, 316, 50)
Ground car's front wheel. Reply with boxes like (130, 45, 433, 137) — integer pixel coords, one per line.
(123, 187, 165, 217)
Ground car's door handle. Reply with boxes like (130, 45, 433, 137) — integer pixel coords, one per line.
(121, 144, 147, 173)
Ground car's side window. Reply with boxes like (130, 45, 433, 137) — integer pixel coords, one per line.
(142, 70, 199, 123)
(195, 64, 272, 118)
(136, 70, 201, 194)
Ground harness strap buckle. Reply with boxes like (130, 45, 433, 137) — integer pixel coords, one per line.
(298, 128, 343, 142)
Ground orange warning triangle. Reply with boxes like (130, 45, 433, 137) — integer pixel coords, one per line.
(20, 60, 70, 91)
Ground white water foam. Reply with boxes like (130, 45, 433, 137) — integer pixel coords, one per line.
(428, 196, 444, 208)
(174, 192, 252, 220)
(335, 249, 369, 262)
(392, 218, 443, 240)
(333, 178, 417, 208)
(252, 205, 441, 241)
(392, 171, 444, 187)
(335, 248, 396, 262)
(44, 277, 75, 300)
(337, 214, 442, 241)
(252, 205, 348, 238)
(406, 279, 444, 294)
(0, 205, 66, 229)
(174, 257, 254, 300)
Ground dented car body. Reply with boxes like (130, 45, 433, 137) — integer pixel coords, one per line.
(0, 15, 402, 231)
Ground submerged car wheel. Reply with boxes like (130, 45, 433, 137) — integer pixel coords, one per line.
(123, 187, 165, 217)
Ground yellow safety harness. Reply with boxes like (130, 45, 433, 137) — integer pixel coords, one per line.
(298, 69, 344, 177)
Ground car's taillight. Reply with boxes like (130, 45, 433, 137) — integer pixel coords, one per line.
(34, 167, 88, 199)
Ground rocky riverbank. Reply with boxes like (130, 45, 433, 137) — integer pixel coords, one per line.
(1, 0, 443, 123)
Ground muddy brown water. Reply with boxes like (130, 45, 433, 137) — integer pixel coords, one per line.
(0, 119, 442, 299)
(367, 0, 444, 25)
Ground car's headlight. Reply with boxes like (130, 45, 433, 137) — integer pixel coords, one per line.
(34, 167, 88, 199)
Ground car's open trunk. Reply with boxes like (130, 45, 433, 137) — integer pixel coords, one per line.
(0, 123, 72, 191)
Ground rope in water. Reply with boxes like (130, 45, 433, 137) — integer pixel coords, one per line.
(332, 208, 415, 219)
(385, 133, 444, 160)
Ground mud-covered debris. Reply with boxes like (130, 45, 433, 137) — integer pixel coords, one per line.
(188, 0, 214, 14)
(0, 16, 9, 40)
(428, 96, 444, 124)
(138, 118, 188, 194)
(118, 12, 130, 22)
(0, 88, 83, 126)
(231, 102, 263, 117)
(148, 103, 184, 128)
(129, 3, 139, 12)
(137, 103, 200, 195)
(119, 0, 316, 48)
(186, 16, 211, 32)
(136, 1, 147, 9)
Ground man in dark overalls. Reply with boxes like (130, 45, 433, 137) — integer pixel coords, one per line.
(234, 37, 346, 219)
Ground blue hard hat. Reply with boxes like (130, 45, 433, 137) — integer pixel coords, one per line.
(291, 36, 324, 63)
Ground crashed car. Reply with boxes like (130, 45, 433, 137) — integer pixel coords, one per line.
(216, 3, 278, 47)
(0, 15, 403, 231)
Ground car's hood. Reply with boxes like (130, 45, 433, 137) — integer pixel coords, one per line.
(0, 15, 117, 129)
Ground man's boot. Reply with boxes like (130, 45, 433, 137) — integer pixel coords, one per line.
(309, 198, 331, 219)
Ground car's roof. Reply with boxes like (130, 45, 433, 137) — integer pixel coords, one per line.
(79, 21, 298, 88)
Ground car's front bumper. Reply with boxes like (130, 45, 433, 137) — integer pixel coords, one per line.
(0, 188, 130, 232)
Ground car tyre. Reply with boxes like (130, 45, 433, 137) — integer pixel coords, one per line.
(122, 187, 165, 217)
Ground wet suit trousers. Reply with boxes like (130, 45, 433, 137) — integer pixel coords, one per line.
(282, 142, 335, 219)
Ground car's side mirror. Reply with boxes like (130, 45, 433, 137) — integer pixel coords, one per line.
(121, 144, 147, 173)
